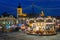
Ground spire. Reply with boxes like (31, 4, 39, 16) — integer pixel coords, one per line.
(40, 10, 44, 17)
(18, 3, 21, 8)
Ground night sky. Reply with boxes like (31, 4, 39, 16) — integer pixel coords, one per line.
(0, 0, 60, 17)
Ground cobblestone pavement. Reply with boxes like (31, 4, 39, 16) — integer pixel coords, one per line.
(0, 32, 60, 40)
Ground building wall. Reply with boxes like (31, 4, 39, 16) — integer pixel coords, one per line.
(17, 8, 22, 16)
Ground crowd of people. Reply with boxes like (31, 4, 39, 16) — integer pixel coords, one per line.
(0, 23, 27, 33)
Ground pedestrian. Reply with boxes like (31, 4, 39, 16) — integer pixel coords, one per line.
(20, 24, 26, 33)
(2, 24, 6, 33)
(0, 25, 2, 33)
(17, 23, 22, 31)
(5, 24, 11, 32)
(10, 24, 17, 32)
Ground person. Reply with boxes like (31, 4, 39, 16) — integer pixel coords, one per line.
(0, 25, 2, 33)
(5, 24, 10, 32)
(10, 24, 17, 32)
(15, 27, 19, 32)
(17, 23, 22, 31)
(20, 24, 26, 33)
(2, 24, 6, 33)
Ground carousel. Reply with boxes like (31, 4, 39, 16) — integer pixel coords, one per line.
(25, 17, 57, 35)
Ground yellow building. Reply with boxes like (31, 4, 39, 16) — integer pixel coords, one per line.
(17, 4, 27, 17)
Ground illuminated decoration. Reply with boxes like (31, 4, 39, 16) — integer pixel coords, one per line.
(40, 11, 44, 17)
(0, 14, 16, 25)
(2, 21, 5, 24)
(6, 24, 10, 29)
(16, 20, 19, 24)
(47, 16, 51, 18)
(22, 18, 25, 20)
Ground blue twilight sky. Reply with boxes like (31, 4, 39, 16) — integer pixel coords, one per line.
(0, 0, 60, 17)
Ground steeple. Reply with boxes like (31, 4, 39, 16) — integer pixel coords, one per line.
(18, 3, 21, 8)
(40, 10, 44, 17)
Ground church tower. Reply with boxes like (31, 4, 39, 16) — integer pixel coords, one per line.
(17, 3, 22, 17)
(17, 3, 27, 18)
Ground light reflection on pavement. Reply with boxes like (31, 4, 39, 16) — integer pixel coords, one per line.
(0, 32, 60, 40)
